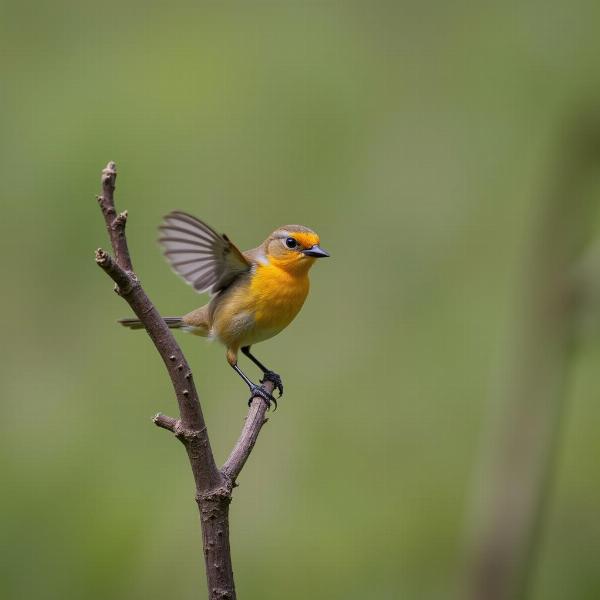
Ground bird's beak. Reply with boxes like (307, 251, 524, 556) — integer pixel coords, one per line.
(302, 244, 330, 258)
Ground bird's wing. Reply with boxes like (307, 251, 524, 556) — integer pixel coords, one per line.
(158, 211, 251, 294)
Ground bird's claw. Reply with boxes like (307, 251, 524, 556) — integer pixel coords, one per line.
(260, 371, 284, 398)
(248, 384, 277, 411)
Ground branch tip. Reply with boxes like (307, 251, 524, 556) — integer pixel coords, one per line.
(95, 248, 109, 263)
(153, 413, 179, 432)
(102, 161, 117, 178)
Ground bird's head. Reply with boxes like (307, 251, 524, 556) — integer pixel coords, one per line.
(265, 225, 330, 273)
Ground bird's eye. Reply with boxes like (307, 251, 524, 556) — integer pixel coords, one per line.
(285, 237, 298, 249)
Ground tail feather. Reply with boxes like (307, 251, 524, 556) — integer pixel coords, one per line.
(119, 317, 184, 330)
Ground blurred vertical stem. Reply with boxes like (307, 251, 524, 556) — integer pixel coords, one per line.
(465, 115, 600, 600)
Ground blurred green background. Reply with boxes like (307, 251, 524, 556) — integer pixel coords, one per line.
(2, 1, 600, 599)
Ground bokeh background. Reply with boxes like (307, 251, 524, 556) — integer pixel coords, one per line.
(2, 2, 600, 599)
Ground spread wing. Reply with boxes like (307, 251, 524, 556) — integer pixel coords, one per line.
(158, 211, 251, 294)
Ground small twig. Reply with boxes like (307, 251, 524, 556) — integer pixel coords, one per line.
(222, 381, 274, 482)
(97, 161, 133, 273)
(153, 413, 179, 432)
(95, 249, 135, 295)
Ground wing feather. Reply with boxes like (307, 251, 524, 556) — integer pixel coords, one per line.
(158, 211, 251, 294)
(169, 256, 208, 267)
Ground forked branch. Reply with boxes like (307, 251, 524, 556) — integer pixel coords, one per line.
(95, 161, 273, 600)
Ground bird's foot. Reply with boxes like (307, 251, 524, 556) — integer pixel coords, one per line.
(248, 384, 277, 411)
(260, 371, 284, 398)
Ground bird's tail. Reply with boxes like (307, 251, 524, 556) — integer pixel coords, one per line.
(119, 316, 184, 330)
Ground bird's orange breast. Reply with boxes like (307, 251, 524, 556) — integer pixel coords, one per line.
(249, 260, 310, 333)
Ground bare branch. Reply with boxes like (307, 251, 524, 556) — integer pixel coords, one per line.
(222, 381, 274, 482)
(94, 161, 276, 600)
(95, 163, 221, 492)
(95, 248, 135, 295)
(97, 161, 133, 272)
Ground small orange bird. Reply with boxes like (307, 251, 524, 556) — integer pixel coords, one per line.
(120, 211, 329, 408)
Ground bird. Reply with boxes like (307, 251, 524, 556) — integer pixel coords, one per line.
(119, 210, 330, 408)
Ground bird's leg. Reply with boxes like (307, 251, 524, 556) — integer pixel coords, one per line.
(241, 346, 284, 397)
(231, 363, 277, 410)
